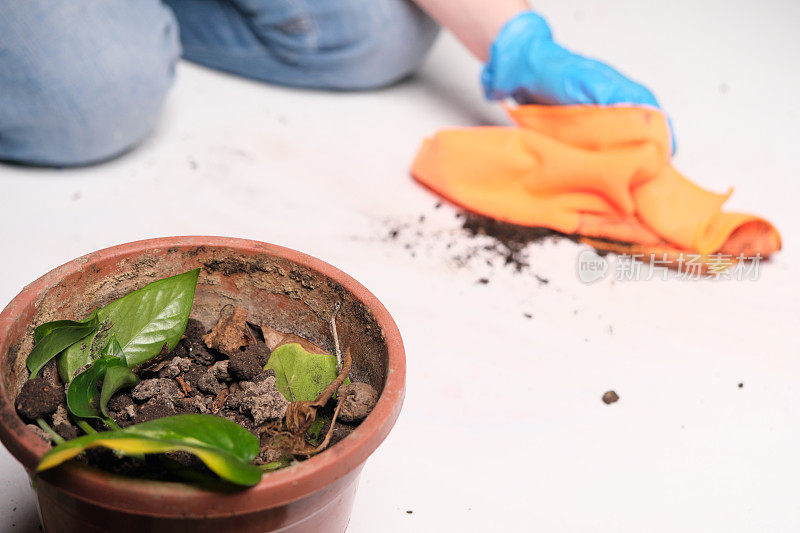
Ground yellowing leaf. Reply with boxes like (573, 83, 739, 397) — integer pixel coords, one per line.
(37, 414, 262, 486)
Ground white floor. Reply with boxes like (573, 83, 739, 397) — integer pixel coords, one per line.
(1, 1, 799, 531)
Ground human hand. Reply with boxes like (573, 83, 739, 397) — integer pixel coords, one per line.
(482, 12, 675, 151)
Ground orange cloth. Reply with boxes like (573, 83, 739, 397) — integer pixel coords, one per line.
(412, 105, 780, 260)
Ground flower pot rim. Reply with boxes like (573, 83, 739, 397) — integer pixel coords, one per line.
(0, 236, 405, 517)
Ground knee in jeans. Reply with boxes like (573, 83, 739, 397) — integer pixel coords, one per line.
(0, 1, 180, 166)
(248, 0, 440, 89)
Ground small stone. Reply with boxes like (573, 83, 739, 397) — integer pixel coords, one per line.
(228, 348, 262, 381)
(210, 360, 231, 381)
(131, 378, 181, 402)
(602, 390, 619, 404)
(240, 376, 289, 425)
(337, 382, 378, 422)
(16, 377, 63, 420)
(26, 424, 51, 444)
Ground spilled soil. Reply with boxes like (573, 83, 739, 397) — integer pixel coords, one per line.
(382, 203, 571, 283)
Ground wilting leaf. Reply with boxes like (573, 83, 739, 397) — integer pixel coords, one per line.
(37, 414, 262, 486)
(265, 343, 346, 402)
(58, 269, 200, 381)
(27, 311, 100, 379)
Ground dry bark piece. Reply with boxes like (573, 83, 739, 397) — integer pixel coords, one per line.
(203, 306, 249, 356)
(16, 377, 63, 419)
(175, 376, 193, 396)
(211, 389, 229, 414)
(337, 382, 378, 422)
(261, 325, 329, 355)
(602, 390, 619, 404)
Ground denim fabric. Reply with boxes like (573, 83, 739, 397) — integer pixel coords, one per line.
(0, 0, 438, 166)
(0, 1, 181, 166)
(163, 0, 439, 90)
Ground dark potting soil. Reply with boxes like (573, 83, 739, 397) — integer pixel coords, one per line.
(17, 318, 368, 482)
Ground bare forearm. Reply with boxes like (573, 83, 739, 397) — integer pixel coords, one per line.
(412, 0, 529, 61)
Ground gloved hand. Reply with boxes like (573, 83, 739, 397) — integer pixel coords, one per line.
(482, 11, 675, 152)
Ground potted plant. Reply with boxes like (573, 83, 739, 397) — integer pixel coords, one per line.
(0, 237, 405, 532)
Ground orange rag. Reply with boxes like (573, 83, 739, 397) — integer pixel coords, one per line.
(412, 105, 780, 262)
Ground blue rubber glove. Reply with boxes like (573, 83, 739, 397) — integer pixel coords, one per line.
(482, 12, 676, 152)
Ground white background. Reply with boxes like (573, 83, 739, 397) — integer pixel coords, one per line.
(1, 0, 799, 530)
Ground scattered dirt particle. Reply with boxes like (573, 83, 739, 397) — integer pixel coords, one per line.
(602, 390, 619, 405)
(476, 278, 489, 285)
(406, 510, 413, 515)
(738, 382, 744, 388)
(523, 313, 533, 319)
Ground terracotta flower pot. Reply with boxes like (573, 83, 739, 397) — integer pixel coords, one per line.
(0, 237, 405, 533)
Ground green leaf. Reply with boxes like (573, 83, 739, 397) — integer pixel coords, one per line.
(67, 337, 137, 420)
(265, 343, 345, 402)
(58, 269, 200, 381)
(33, 312, 98, 344)
(100, 335, 127, 365)
(37, 414, 262, 486)
(67, 357, 118, 420)
(99, 339, 137, 418)
(26, 311, 99, 379)
(100, 366, 137, 418)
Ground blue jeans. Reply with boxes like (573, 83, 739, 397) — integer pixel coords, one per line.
(0, 0, 438, 166)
